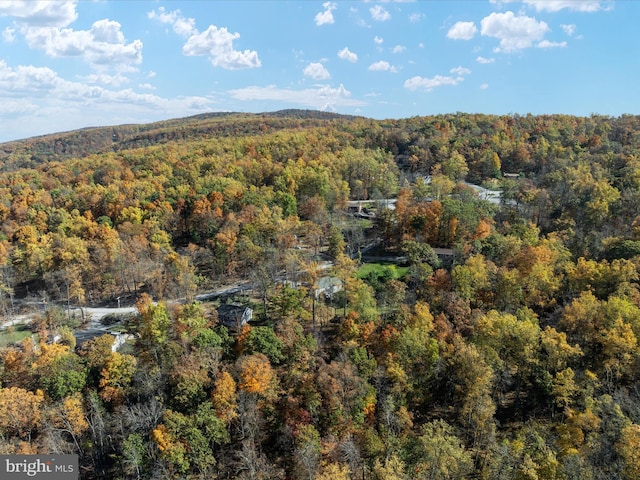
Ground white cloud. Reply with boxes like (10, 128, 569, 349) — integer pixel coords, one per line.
(23, 19, 143, 67)
(392, 45, 406, 54)
(450, 66, 471, 76)
(338, 47, 358, 63)
(480, 11, 549, 52)
(228, 84, 366, 110)
(2, 2, 142, 74)
(138, 83, 156, 90)
(2, 26, 15, 43)
(447, 21, 478, 40)
(409, 13, 425, 23)
(370, 5, 391, 21)
(147, 70, 157, 78)
(523, 1, 607, 12)
(0, 60, 59, 93)
(84, 72, 130, 87)
(538, 40, 567, 48)
(374, 36, 384, 45)
(0, 61, 188, 109)
(561, 24, 576, 36)
(0, 59, 214, 141)
(369, 61, 397, 72)
(147, 7, 196, 37)
(491, 0, 609, 11)
(315, 2, 337, 26)
(0, 60, 186, 107)
(304, 62, 330, 80)
(182, 25, 261, 69)
(476, 56, 496, 64)
(404, 74, 463, 92)
(481, 83, 489, 89)
(92, 19, 125, 44)
(173, 16, 197, 36)
(0, 0, 78, 28)
(147, 7, 178, 24)
(0, 98, 38, 116)
(149, 10, 260, 70)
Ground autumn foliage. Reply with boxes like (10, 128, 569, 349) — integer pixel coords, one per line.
(2, 111, 640, 478)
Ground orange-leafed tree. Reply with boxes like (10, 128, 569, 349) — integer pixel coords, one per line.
(0, 347, 33, 389)
(46, 393, 90, 452)
(211, 370, 238, 424)
(236, 353, 275, 397)
(0, 387, 44, 440)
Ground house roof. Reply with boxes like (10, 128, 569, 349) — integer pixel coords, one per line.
(216, 304, 252, 327)
(317, 276, 342, 291)
(217, 303, 250, 315)
(433, 248, 455, 257)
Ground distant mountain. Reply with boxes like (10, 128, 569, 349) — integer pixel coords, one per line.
(0, 109, 360, 171)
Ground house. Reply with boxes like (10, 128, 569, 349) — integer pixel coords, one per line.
(217, 304, 253, 331)
(47, 333, 62, 344)
(353, 207, 376, 219)
(315, 276, 343, 300)
(433, 248, 455, 267)
(74, 330, 130, 352)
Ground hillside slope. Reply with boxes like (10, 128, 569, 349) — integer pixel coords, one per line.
(0, 109, 360, 170)
(1, 111, 640, 479)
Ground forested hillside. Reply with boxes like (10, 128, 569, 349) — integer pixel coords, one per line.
(2, 111, 640, 479)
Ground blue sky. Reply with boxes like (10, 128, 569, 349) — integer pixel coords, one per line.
(0, 0, 636, 142)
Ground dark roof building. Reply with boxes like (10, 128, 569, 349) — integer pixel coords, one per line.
(217, 304, 253, 330)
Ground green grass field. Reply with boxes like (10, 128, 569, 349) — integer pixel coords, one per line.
(357, 262, 409, 281)
(0, 324, 36, 347)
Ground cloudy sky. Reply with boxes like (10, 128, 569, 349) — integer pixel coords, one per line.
(0, 0, 636, 142)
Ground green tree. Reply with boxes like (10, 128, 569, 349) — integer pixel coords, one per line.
(451, 254, 495, 304)
(372, 454, 407, 480)
(41, 353, 87, 401)
(474, 309, 541, 406)
(395, 303, 439, 403)
(153, 409, 217, 476)
(295, 424, 321, 480)
(616, 424, 640, 480)
(441, 151, 469, 182)
(328, 225, 346, 259)
(446, 336, 496, 451)
(136, 295, 171, 364)
(244, 326, 285, 365)
(169, 352, 213, 411)
(414, 419, 474, 480)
